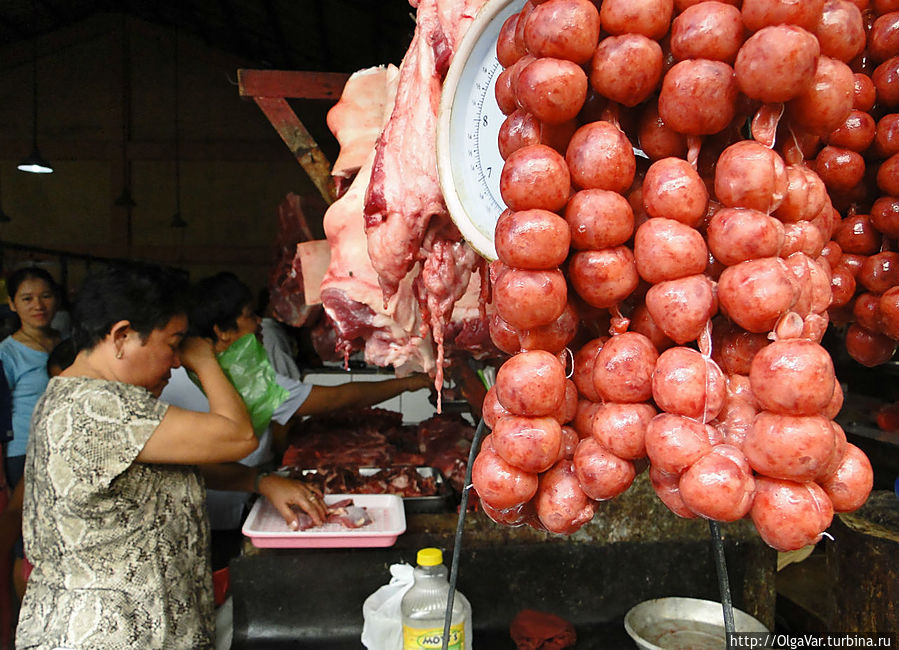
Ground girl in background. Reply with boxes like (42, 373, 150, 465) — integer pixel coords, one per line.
(0, 267, 60, 603)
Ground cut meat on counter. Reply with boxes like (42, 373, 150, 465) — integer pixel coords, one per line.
(281, 407, 475, 492)
(287, 465, 440, 498)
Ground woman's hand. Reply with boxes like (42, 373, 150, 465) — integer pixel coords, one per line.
(257, 474, 328, 530)
(178, 336, 218, 372)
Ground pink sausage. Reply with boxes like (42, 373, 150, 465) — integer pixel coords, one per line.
(819, 443, 874, 512)
(658, 59, 739, 136)
(714, 140, 788, 214)
(650, 465, 698, 519)
(744, 411, 837, 481)
(734, 25, 820, 103)
(635, 218, 709, 284)
(711, 321, 770, 375)
(772, 165, 828, 223)
(750, 476, 833, 551)
(517, 57, 589, 125)
(495, 349, 567, 417)
(592, 401, 656, 460)
(592, 331, 659, 403)
(573, 437, 636, 501)
(679, 444, 756, 521)
(534, 459, 597, 534)
(645, 413, 716, 475)
(645, 273, 718, 344)
(564, 189, 635, 250)
(642, 157, 709, 228)
(717, 257, 798, 333)
(599, 0, 674, 39)
(565, 121, 636, 193)
(569, 247, 640, 309)
(471, 446, 539, 510)
(500, 144, 571, 212)
(494, 267, 568, 330)
(707, 207, 785, 266)
(523, 0, 601, 64)
(493, 414, 563, 473)
(652, 347, 726, 422)
(787, 56, 855, 136)
(814, 0, 866, 63)
(670, 1, 744, 64)
(749, 339, 836, 415)
(589, 34, 663, 107)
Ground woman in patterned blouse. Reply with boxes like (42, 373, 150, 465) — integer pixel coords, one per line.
(15, 265, 327, 650)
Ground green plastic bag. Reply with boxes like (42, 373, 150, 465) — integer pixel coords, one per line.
(192, 333, 290, 438)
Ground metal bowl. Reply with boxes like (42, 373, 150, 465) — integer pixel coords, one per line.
(624, 597, 770, 650)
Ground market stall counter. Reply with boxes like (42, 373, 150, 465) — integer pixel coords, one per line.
(229, 472, 776, 649)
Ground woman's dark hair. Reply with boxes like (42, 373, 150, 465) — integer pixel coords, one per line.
(47, 338, 77, 375)
(189, 272, 253, 339)
(71, 264, 190, 352)
(7, 266, 58, 301)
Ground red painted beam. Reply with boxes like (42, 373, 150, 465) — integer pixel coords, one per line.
(253, 96, 336, 204)
(238, 69, 349, 101)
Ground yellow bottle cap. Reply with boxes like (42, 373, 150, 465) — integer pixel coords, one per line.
(417, 547, 443, 566)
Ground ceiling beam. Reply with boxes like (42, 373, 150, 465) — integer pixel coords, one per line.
(237, 69, 349, 101)
(250, 95, 336, 204)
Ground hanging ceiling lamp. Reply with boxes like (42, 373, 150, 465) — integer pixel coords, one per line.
(171, 30, 186, 229)
(18, 1, 53, 174)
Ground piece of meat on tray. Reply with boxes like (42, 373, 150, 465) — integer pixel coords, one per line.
(289, 498, 373, 531)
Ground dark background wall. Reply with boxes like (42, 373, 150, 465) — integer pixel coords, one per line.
(0, 4, 413, 296)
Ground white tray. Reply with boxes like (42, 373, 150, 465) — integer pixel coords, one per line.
(242, 493, 406, 549)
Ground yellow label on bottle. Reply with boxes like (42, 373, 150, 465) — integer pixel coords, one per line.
(402, 623, 465, 649)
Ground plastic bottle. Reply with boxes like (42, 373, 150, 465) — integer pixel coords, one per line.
(401, 547, 473, 650)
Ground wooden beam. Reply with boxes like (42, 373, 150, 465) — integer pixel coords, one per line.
(251, 96, 335, 204)
(238, 69, 349, 101)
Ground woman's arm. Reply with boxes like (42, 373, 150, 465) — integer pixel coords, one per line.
(294, 373, 432, 418)
(138, 338, 256, 464)
(199, 463, 327, 528)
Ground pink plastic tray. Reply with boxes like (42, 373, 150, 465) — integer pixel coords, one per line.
(242, 493, 406, 548)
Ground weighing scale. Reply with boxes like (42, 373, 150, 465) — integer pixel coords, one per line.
(437, 0, 525, 262)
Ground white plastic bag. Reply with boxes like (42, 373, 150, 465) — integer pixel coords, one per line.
(361, 562, 415, 650)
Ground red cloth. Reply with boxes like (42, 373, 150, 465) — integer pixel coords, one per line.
(213, 567, 230, 607)
(510, 609, 577, 650)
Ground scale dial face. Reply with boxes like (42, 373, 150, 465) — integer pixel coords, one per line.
(437, 0, 523, 262)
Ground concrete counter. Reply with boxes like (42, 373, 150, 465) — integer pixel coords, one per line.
(230, 473, 776, 648)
